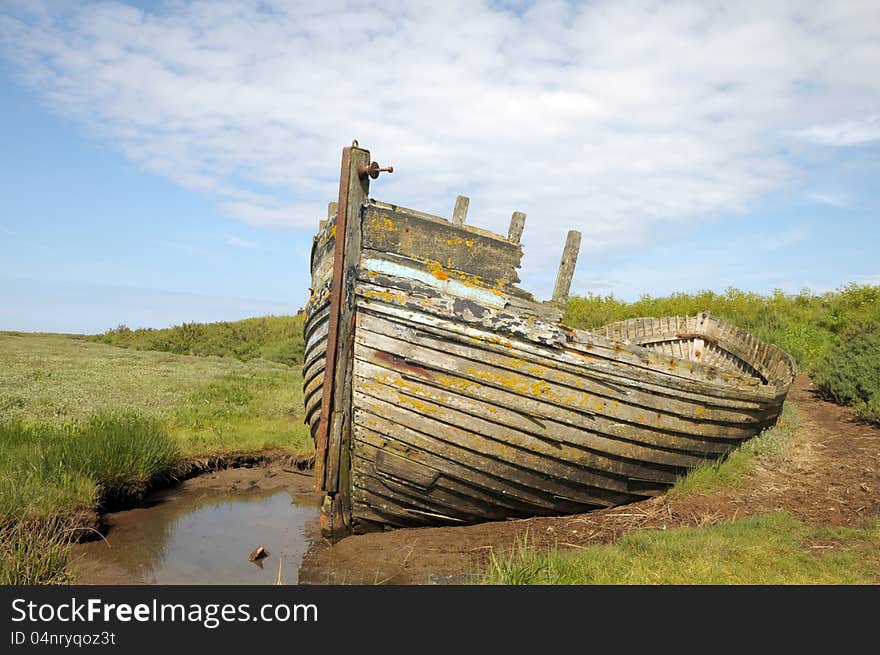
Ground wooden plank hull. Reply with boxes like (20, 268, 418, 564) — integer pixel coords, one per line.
(303, 145, 796, 539)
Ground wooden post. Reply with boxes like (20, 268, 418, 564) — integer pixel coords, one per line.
(508, 211, 526, 244)
(452, 195, 469, 226)
(320, 201, 338, 229)
(552, 230, 582, 306)
(315, 143, 370, 540)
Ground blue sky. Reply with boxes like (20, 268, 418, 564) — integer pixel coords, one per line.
(1, 1, 878, 333)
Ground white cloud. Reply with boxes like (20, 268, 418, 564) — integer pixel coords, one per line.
(795, 114, 880, 146)
(2, 0, 879, 281)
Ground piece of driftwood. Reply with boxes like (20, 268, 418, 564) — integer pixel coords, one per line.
(303, 143, 797, 541)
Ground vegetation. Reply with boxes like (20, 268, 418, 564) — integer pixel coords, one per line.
(89, 314, 306, 367)
(483, 513, 880, 585)
(0, 517, 78, 585)
(812, 320, 880, 425)
(0, 332, 312, 584)
(0, 332, 311, 455)
(565, 284, 880, 424)
(3, 283, 878, 583)
(669, 403, 798, 497)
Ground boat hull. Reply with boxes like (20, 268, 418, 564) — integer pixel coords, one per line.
(304, 225, 795, 534)
(303, 143, 796, 538)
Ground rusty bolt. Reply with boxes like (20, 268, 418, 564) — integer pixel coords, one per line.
(358, 161, 394, 179)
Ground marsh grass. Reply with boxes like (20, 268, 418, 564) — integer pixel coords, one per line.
(0, 415, 179, 519)
(484, 513, 880, 585)
(669, 403, 798, 497)
(0, 516, 78, 585)
(0, 333, 313, 456)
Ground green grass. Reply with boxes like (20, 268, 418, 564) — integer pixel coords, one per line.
(669, 403, 798, 497)
(89, 314, 305, 367)
(0, 517, 78, 585)
(0, 332, 312, 455)
(565, 284, 880, 424)
(0, 415, 180, 521)
(483, 513, 880, 585)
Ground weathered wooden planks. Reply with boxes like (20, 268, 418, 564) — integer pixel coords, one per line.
(305, 142, 797, 539)
(361, 202, 523, 284)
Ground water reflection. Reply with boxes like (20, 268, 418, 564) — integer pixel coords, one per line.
(76, 484, 320, 585)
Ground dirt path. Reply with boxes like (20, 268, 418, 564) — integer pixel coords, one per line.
(297, 375, 880, 584)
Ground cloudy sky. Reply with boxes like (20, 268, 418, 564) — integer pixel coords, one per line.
(1, 0, 878, 333)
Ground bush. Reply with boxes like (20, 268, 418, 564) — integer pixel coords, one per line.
(814, 321, 880, 425)
(90, 314, 306, 367)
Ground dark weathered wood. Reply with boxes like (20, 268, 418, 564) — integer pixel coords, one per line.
(508, 211, 526, 244)
(354, 283, 774, 396)
(353, 359, 685, 481)
(361, 202, 523, 284)
(452, 195, 469, 226)
(351, 395, 636, 507)
(552, 229, 582, 305)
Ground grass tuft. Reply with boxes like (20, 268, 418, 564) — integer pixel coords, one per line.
(0, 516, 77, 585)
(670, 403, 799, 496)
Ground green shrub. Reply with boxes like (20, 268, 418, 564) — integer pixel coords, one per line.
(90, 314, 306, 367)
(813, 320, 880, 425)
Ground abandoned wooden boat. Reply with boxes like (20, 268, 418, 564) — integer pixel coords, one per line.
(303, 141, 797, 540)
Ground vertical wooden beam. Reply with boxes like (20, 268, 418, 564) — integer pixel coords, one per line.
(452, 195, 469, 226)
(320, 201, 338, 230)
(552, 230, 582, 305)
(508, 211, 526, 244)
(315, 144, 371, 541)
(315, 145, 369, 493)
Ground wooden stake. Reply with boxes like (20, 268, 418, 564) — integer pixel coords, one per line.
(508, 211, 526, 244)
(320, 201, 338, 230)
(552, 230, 582, 305)
(452, 195, 469, 226)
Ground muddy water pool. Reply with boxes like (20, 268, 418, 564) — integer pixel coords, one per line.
(74, 467, 321, 585)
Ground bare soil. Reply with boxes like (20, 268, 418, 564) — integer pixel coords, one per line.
(297, 375, 880, 584)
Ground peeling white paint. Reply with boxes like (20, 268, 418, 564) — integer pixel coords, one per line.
(363, 258, 508, 309)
